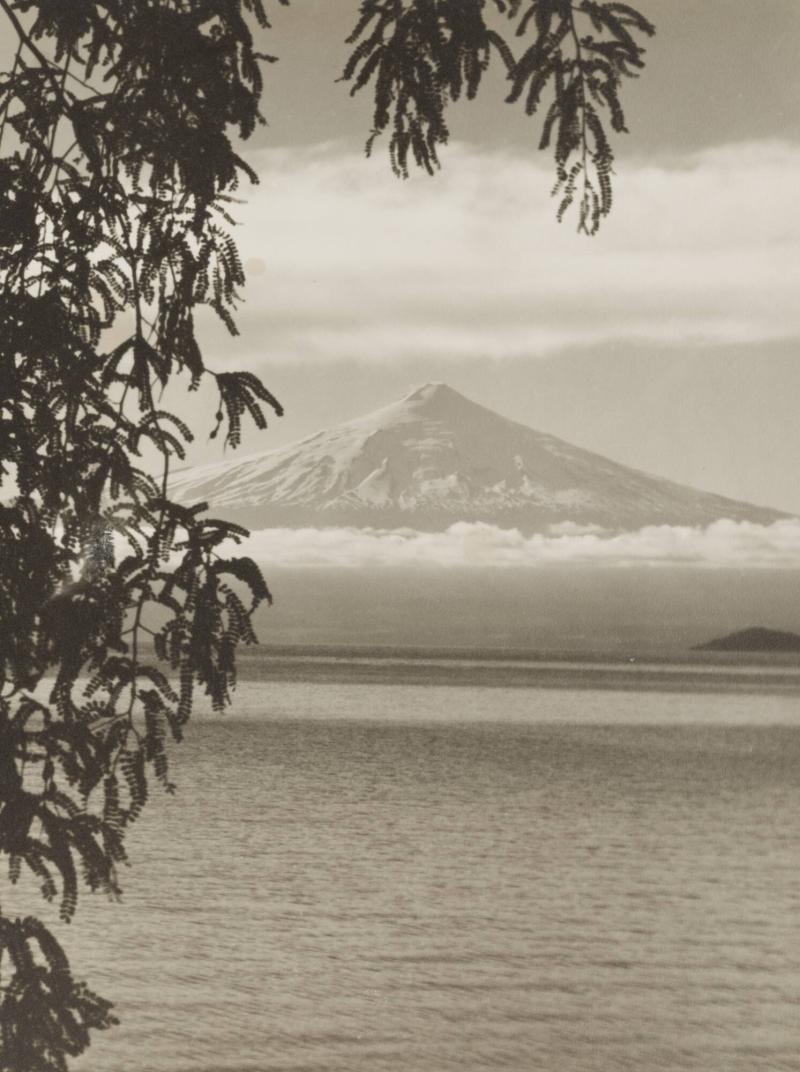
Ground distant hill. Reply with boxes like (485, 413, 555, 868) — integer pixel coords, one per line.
(694, 627, 800, 653)
(170, 383, 790, 534)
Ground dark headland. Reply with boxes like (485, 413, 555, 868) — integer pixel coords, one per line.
(694, 627, 800, 653)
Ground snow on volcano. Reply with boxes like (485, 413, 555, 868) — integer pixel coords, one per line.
(169, 383, 789, 533)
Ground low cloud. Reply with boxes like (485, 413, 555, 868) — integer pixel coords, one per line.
(237, 519, 800, 570)
(200, 139, 800, 367)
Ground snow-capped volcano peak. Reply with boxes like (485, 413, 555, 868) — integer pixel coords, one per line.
(345, 381, 487, 432)
(403, 381, 458, 405)
(405, 381, 446, 400)
(169, 384, 789, 532)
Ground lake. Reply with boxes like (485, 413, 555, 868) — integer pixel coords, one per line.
(18, 657, 800, 1071)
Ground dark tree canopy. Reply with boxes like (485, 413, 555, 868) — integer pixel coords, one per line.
(0, 1, 653, 1068)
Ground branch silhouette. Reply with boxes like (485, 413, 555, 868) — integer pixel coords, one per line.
(0, 1, 654, 1067)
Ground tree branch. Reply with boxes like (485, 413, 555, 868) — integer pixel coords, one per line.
(0, 0, 72, 110)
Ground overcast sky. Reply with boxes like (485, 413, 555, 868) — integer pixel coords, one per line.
(5, 3, 799, 513)
(254, 0, 800, 156)
(158, 0, 800, 517)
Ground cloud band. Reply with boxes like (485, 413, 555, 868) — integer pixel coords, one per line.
(236, 519, 800, 570)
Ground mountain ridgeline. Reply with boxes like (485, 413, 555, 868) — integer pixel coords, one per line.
(170, 384, 789, 533)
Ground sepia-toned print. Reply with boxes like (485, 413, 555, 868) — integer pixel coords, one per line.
(1, 3, 799, 1071)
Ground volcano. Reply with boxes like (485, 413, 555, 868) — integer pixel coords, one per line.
(169, 383, 789, 532)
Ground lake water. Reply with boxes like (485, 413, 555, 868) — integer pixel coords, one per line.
(15, 660, 800, 1072)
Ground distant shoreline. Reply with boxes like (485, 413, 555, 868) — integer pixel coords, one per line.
(239, 642, 800, 669)
(225, 645, 800, 696)
(131, 642, 800, 696)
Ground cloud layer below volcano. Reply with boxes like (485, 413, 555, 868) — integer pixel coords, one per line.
(236, 519, 800, 570)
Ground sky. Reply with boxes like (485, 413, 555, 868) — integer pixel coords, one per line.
(253, 0, 800, 156)
(158, 0, 800, 523)
(4, 2, 797, 510)
(4, 1, 799, 582)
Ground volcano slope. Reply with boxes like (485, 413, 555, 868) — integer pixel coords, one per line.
(170, 383, 789, 534)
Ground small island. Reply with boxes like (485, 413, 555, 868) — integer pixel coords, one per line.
(694, 627, 800, 653)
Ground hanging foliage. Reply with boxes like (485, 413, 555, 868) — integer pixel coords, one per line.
(343, 0, 655, 233)
(0, 1, 654, 1067)
(0, 1, 285, 1066)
